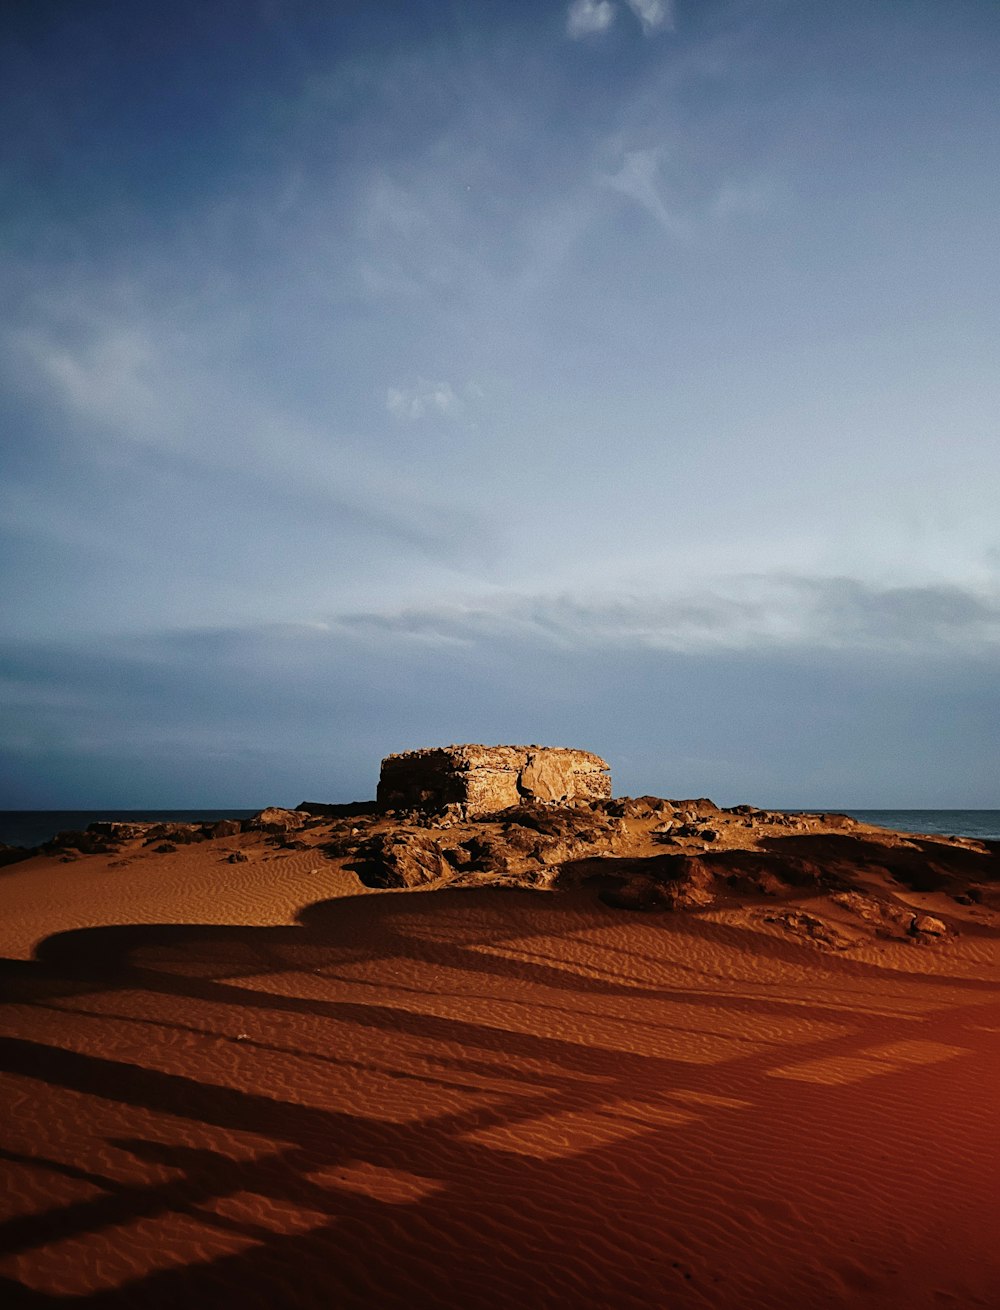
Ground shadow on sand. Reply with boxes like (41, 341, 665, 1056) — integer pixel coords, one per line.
(0, 874, 998, 1308)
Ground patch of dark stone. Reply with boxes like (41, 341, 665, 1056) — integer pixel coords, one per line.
(142, 826, 209, 847)
(344, 804, 631, 890)
(30, 817, 257, 860)
(42, 830, 125, 857)
(296, 800, 379, 819)
(347, 831, 450, 888)
(0, 844, 32, 868)
(762, 909, 852, 950)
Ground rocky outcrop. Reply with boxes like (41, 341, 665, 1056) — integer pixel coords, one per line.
(350, 832, 451, 888)
(376, 745, 611, 816)
(347, 804, 628, 889)
(9, 769, 996, 954)
(249, 808, 310, 833)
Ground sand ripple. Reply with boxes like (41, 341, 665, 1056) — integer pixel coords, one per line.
(0, 857, 997, 1307)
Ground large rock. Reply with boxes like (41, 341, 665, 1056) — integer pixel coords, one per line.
(377, 745, 611, 816)
(250, 807, 309, 833)
(349, 832, 451, 888)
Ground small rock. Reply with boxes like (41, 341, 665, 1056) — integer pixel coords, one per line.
(909, 914, 947, 937)
(228, 851, 249, 863)
(211, 819, 243, 839)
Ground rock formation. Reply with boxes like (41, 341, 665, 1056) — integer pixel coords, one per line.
(376, 744, 612, 816)
(9, 785, 999, 949)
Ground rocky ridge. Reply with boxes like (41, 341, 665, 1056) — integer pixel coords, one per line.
(9, 794, 998, 950)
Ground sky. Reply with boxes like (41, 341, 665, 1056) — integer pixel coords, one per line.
(1, 0, 998, 809)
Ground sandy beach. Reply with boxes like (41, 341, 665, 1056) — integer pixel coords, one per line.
(0, 804, 998, 1308)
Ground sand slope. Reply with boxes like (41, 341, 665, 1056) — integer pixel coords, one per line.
(0, 821, 998, 1308)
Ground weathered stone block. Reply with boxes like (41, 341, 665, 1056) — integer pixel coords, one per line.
(377, 745, 611, 816)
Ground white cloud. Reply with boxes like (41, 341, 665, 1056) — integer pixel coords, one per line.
(567, 1, 617, 40)
(5, 296, 489, 585)
(602, 146, 686, 235)
(386, 379, 462, 420)
(13, 323, 161, 436)
(333, 576, 1000, 657)
(625, 0, 674, 34)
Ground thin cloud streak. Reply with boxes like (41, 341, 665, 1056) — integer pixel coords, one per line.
(4, 295, 496, 579)
(334, 577, 1000, 656)
(3, 587, 997, 808)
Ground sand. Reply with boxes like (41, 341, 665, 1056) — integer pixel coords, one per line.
(0, 816, 997, 1308)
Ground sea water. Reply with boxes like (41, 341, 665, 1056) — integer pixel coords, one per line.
(835, 810, 1000, 842)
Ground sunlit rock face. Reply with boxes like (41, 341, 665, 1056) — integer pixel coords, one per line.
(376, 745, 612, 816)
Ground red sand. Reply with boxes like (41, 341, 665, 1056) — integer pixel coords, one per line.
(0, 835, 997, 1308)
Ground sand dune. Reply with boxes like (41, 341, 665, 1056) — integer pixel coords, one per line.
(0, 810, 997, 1307)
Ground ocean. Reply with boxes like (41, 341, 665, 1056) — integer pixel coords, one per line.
(832, 810, 1000, 842)
(1, 807, 998, 850)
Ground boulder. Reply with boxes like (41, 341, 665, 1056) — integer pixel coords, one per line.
(211, 819, 243, 839)
(349, 832, 451, 888)
(44, 830, 119, 855)
(910, 914, 948, 937)
(251, 808, 309, 833)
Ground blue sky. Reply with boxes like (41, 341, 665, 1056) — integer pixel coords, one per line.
(2, 0, 998, 808)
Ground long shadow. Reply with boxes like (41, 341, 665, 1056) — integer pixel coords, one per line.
(32, 876, 1000, 997)
(1, 882, 998, 1307)
(1, 1011, 995, 1308)
(758, 831, 1000, 892)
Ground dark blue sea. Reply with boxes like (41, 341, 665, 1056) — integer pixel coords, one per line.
(0, 810, 259, 850)
(1, 807, 998, 851)
(835, 810, 1000, 842)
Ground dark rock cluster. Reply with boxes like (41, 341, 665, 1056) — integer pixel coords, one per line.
(9, 785, 998, 951)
